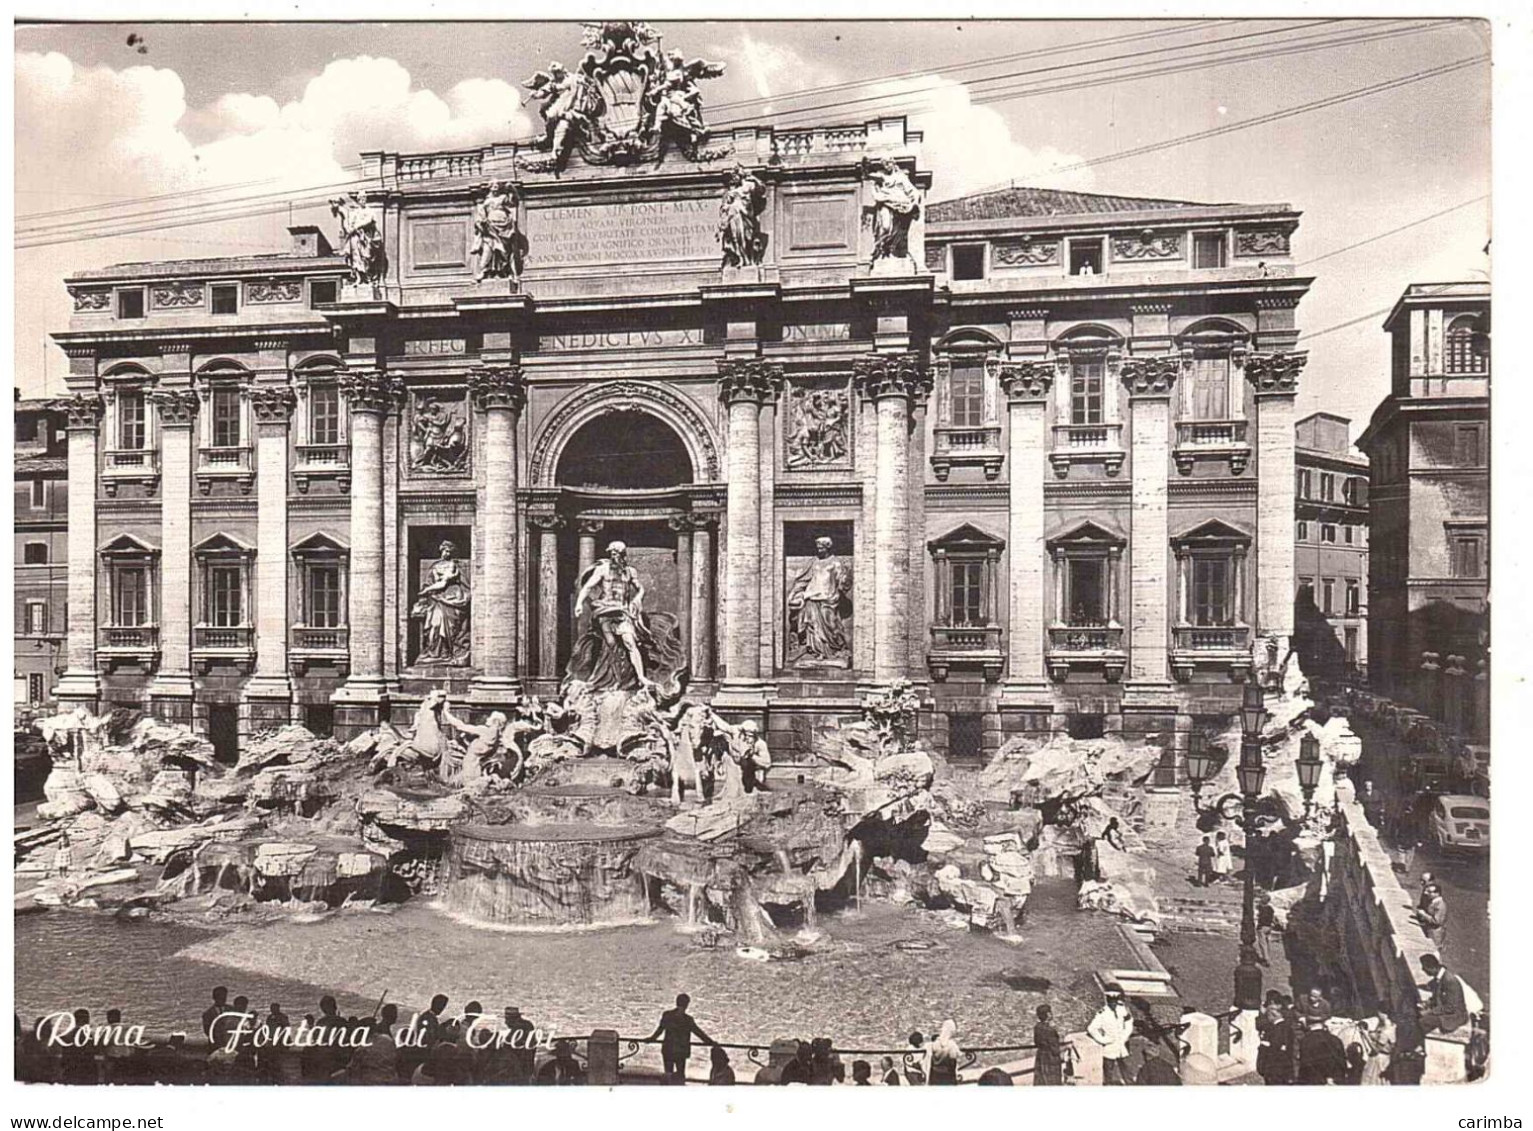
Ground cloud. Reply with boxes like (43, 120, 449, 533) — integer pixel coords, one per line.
(709, 34, 841, 120)
(868, 75, 1096, 201)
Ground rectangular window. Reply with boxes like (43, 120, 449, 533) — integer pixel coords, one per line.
(1296, 520, 1308, 542)
(210, 284, 239, 315)
(27, 672, 45, 704)
(1068, 238, 1103, 276)
(1455, 424, 1484, 467)
(23, 542, 48, 565)
(1346, 579, 1360, 615)
(17, 417, 38, 442)
(951, 560, 984, 626)
(1451, 533, 1484, 579)
(30, 478, 46, 509)
(309, 384, 341, 446)
(307, 565, 343, 628)
(948, 359, 985, 428)
(1296, 469, 1313, 498)
(117, 288, 144, 319)
(1343, 525, 1353, 545)
(950, 244, 985, 281)
(1345, 627, 1359, 664)
(1321, 578, 1335, 615)
(1299, 576, 1314, 596)
(1321, 524, 1337, 544)
(209, 565, 243, 627)
(1192, 557, 1231, 626)
(1066, 557, 1106, 625)
(947, 713, 985, 766)
(25, 600, 48, 636)
(210, 387, 242, 448)
(310, 279, 339, 307)
(118, 390, 147, 450)
(114, 567, 148, 627)
(1192, 231, 1227, 268)
(1187, 355, 1229, 420)
(1070, 360, 1104, 425)
(1320, 473, 1335, 501)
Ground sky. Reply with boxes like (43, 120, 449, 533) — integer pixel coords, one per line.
(12, 18, 1492, 438)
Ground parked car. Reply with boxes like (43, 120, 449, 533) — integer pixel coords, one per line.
(1428, 793, 1490, 852)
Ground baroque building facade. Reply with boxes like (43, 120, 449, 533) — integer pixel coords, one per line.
(1293, 412, 1369, 683)
(14, 396, 70, 710)
(49, 109, 1311, 764)
(1358, 281, 1489, 739)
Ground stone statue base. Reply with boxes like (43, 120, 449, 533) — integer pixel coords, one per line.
(868, 256, 919, 277)
(720, 264, 764, 285)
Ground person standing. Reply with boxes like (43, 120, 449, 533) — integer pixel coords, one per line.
(1032, 1004, 1063, 1086)
(646, 993, 715, 1085)
(1195, 836, 1216, 887)
(879, 1055, 902, 1085)
(1133, 1040, 1182, 1085)
(1413, 883, 1448, 949)
(1254, 894, 1278, 966)
(927, 1020, 961, 1085)
(1358, 1005, 1396, 1085)
(1087, 983, 1135, 1085)
(1297, 1018, 1347, 1084)
(709, 1046, 736, 1085)
(903, 1032, 929, 1085)
(1213, 830, 1234, 884)
(202, 986, 230, 1040)
(1256, 993, 1294, 1086)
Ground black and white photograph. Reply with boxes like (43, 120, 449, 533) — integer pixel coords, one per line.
(6, 5, 1520, 1122)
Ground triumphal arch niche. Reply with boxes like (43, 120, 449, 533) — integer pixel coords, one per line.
(309, 19, 932, 747)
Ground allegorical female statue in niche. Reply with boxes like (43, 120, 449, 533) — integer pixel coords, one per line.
(787, 536, 852, 666)
(411, 541, 471, 665)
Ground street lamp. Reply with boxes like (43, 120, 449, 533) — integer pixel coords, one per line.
(1233, 676, 1268, 1012)
(1296, 732, 1324, 814)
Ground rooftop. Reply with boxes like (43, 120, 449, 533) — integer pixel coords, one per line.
(927, 185, 1232, 224)
(1383, 280, 1491, 332)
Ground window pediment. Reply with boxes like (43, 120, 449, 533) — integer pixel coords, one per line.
(194, 531, 255, 559)
(291, 532, 350, 560)
(99, 533, 159, 559)
(928, 523, 1005, 554)
(1047, 518, 1126, 549)
(1171, 518, 1251, 550)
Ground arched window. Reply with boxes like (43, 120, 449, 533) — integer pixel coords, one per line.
(1445, 315, 1488, 375)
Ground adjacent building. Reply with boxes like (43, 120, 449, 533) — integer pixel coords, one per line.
(15, 395, 70, 710)
(1357, 281, 1489, 737)
(43, 29, 1312, 765)
(1293, 412, 1368, 682)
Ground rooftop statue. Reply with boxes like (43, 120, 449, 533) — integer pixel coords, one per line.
(328, 191, 385, 285)
(471, 180, 527, 282)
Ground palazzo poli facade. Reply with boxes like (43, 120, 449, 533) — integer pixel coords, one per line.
(49, 31, 1311, 765)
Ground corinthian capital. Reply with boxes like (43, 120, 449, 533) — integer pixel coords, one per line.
(717, 358, 785, 406)
(469, 365, 528, 413)
(149, 389, 200, 426)
(250, 386, 298, 424)
(339, 368, 404, 415)
(997, 360, 1053, 402)
(1120, 356, 1180, 397)
(1244, 351, 1307, 395)
(63, 394, 104, 430)
(852, 352, 930, 402)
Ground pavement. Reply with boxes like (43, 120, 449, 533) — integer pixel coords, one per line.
(1349, 716, 1490, 1002)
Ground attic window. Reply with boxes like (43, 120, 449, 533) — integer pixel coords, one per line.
(951, 244, 985, 281)
(1193, 232, 1227, 268)
(310, 279, 338, 307)
(211, 284, 239, 315)
(117, 289, 145, 319)
(1068, 239, 1103, 276)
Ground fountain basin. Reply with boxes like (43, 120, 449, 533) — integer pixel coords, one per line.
(442, 821, 661, 928)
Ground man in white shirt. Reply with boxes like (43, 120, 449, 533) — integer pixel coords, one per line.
(1087, 983, 1135, 1085)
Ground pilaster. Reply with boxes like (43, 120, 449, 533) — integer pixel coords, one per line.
(243, 385, 297, 728)
(147, 386, 198, 720)
(1248, 351, 1307, 644)
(998, 361, 1053, 701)
(1121, 355, 1179, 691)
(56, 394, 104, 710)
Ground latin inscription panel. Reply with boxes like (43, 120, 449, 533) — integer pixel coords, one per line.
(526, 198, 717, 268)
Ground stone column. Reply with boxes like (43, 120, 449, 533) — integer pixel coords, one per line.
(1121, 356, 1180, 686)
(530, 515, 565, 680)
(691, 517, 716, 680)
(243, 385, 297, 730)
(669, 516, 695, 664)
(55, 395, 104, 710)
(147, 388, 199, 722)
(469, 366, 528, 702)
(576, 519, 602, 638)
(853, 353, 928, 684)
(333, 369, 399, 725)
(997, 361, 1053, 694)
(1247, 352, 1307, 644)
(716, 359, 782, 701)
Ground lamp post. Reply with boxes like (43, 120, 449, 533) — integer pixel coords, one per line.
(1232, 678, 1267, 1012)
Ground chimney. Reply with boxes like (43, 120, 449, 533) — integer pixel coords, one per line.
(288, 225, 333, 258)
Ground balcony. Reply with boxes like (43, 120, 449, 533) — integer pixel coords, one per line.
(102, 447, 160, 497)
(1173, 419, 1250, 475)
(927, 623, 1003, 683)
(294, 443, 351, 494)
(930, 425, 1003, 481)
(290, 625, 350, 675)
(196, 445, 254, 495)
(192, 624, 255, 672)
(97, 624, 159, 671)
(1049, 423, 1124, 478)
(1171, 623, 1251, 682)
(1046, 624, 1126, 682)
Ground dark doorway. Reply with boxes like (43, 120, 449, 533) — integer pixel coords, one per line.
(1067, 713, 1106, 739)
(555, 411, 692, 489)
(207, 704, 239, 764)
(303, 703, 334, 738)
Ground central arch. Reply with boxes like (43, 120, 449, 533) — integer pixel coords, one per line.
(556, 411, 692, 489)
(529, 381, 721, 487)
